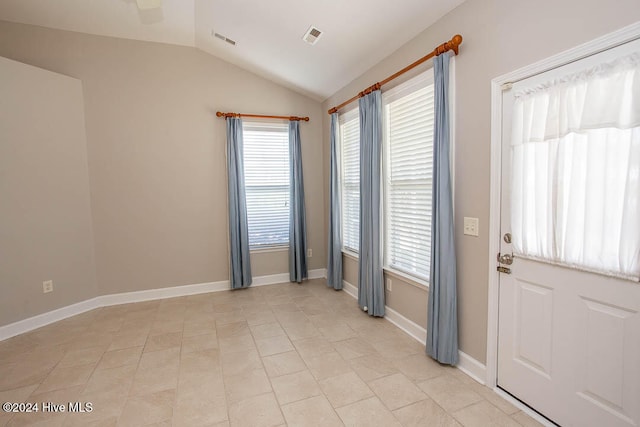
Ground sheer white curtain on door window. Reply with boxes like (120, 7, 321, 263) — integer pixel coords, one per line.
(511, 52, 640, 280)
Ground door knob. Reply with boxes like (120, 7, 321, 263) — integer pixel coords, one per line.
(497, 252, 514, 265)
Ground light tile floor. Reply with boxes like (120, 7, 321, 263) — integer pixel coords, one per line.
(0, 279, 542, 426)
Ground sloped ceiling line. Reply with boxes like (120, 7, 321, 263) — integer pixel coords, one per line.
(0, 0, 465, 100)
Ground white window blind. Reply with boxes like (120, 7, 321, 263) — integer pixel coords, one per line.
(340, 109, 360, 253)
(383, 71, 435, 281)
(242, 121, 290, 248)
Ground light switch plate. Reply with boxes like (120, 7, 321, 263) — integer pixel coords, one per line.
(463, 217, 479, 236)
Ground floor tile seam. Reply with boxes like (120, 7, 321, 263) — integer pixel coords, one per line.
(322, 386, 378, 412)
(403, 370, 448, 388)
(13, 361, 60, 401)
(239, 318, 286, 424)
(254, 332, 302, 423)
(33, 360, 98, 398)
(509, 410, 540, 427)
(449, 399, 493, 425)
(280, 393, 344, 425)
(470, 390, 526, 420)
(263, 323, 324, 410)
(344, 352, 450, 417)
(426, 385, 487, 418)
(366, 375, 431, 415)
(174, 328, 224, 423)
(207, 316, 232, 425)
(357, 366, 397, 386)
(113, 330, 155, 425)
(333, 394, 405, 426)
(17, 359, 100, 426)
(387, 396, 434, 414)
(119, 390, 176, 426)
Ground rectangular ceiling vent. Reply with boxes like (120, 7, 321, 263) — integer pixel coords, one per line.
(136, 0, 162, 10)
(302, 26, 323, 45)
(212, 31, 236, 46)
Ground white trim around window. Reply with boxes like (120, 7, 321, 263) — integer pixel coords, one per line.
(242, 120, 290, 249)
(382, 70, 435, 284)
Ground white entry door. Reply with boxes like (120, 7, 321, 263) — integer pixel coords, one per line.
(497, 39, 640, 427)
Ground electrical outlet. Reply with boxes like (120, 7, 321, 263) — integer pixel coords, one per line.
(43, 280, 53, 293)
(307, 248, 312, 258)
(386, 278, 392, 291)
(463, 217, 479, 236)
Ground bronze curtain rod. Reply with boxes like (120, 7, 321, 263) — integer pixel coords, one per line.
(328, 34, 463, 114)
(216, 112, 309, 122)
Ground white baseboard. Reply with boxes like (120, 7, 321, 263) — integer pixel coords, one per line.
(457, 351, 487, 385)
(385, 306, 428, 344)
(253, 273, 292, 287)
(252, 268, 327, 287)
(0, 297, 101, 343)
(100, 280, 230, 307)
(342, 279, 487, 385)
(0, 268, 327, 342)
(308, 269, 327, 280)
(342, 280, 358, 299)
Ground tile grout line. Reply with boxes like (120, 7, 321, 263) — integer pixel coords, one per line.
(244, 300, 287, 425)
(281, 298, 345, 423)
(117, 303, 161, 426)
(170, 319, 188, 426)
(261, 287, 345, 423)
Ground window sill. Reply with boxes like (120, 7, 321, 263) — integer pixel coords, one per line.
(250, 246, 288, 254)
(383, 267, 430, 291)
(341, 249, 359, 261)
(382, 267, 429, 290)
(341, 250, 429, 291)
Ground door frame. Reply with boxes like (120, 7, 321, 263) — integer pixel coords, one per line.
(486, 21, 640, 389)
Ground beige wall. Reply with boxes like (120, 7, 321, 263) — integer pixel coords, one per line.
(342, 255, 428, 328)
(0, 56, 98, 325)
(323, 0, 640, 363)
(0, 21, 326, 307)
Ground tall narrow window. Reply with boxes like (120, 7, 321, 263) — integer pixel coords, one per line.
(242, 121, 290, 248)
(383, 71, 435, 281)
(340, 109, 360, 253)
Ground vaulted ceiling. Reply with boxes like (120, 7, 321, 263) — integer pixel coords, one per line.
(0, 0, 464, 100)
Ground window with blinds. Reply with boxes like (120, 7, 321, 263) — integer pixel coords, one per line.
(339, 109, 360, 253)
(242, 121, 290, 248)
(383, 71, 435, 281)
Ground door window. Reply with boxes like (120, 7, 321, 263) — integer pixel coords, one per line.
(510, 53, 640, 280)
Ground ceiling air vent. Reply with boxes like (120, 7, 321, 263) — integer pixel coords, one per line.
(302, 26, 323, 45)
(212, 31, 236, 46)
(136, 0, 162, 10)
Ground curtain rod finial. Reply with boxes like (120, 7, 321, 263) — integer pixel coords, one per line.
(450, 34, 463, 54)
(216, 111, 224, 118)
